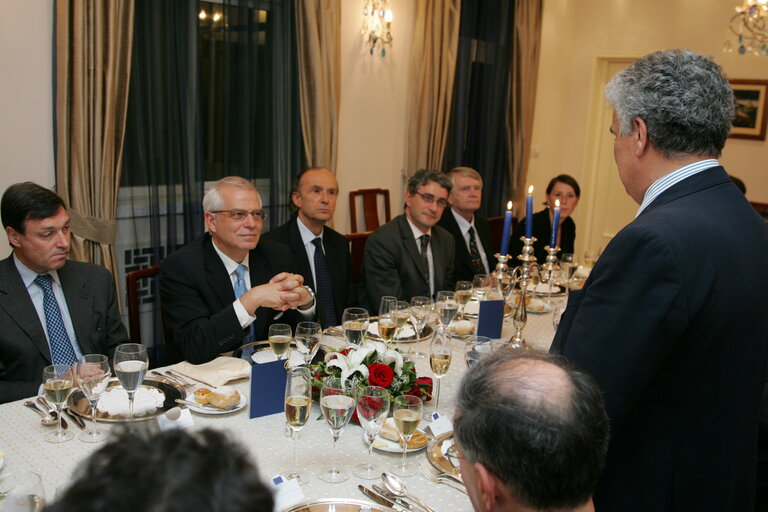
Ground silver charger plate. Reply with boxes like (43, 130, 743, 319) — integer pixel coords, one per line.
(282, 498, 392, 511)
(67, 377, 186, 423)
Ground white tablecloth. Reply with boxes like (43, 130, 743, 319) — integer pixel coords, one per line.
(0, 307, 557, 511)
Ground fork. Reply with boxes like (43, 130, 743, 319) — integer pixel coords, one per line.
(419, 463, 467, 494)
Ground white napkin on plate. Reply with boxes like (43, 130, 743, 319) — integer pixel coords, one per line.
(251, 350, 304, 367)
(168, 356, 250, 388)
(368, 321, 416, 339)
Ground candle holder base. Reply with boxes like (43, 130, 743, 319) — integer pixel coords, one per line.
(509, 329, 530, 350)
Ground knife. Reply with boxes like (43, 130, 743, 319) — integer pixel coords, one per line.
(373, 484, 414, 511)
(358, 485, 407, 511)
(63, 408, 85, 429)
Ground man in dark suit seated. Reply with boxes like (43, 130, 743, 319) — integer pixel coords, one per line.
(160, 177, 315, 364)
(0, 182, 129, 404)
(262, 167, 355, 328)
(438, 167, 496, 282)
(551, 50, 768, 510)
(361, 169, 454, 310)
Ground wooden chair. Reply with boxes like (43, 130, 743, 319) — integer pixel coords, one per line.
(347, 231, 373, 283)
(349, 188, 391, 233)
(751, 201, 768, 214)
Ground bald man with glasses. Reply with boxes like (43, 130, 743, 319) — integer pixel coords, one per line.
(361, 169, 455, 310)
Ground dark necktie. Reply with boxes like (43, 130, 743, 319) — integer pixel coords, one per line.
(312, 237, 337, 328)
(468, 226, 485, 274)
(233, 265, 255, 346)
(419, 234, 431, 272)
(34, 273, 77, 366)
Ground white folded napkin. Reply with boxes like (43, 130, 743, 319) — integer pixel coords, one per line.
(98, 386, 164, 416)
(251, 350, 304, 367)
(168, 356, 250, 388)
(368, 321, 416, 339)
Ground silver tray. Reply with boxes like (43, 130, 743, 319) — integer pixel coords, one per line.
(67, 377, 186, 423)
(282, 498, 392, 511)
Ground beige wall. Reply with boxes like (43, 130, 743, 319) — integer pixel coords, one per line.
(0, 0, 55, 259)
(528, 0, 768, 235)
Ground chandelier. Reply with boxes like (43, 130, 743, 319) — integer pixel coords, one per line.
(724, 0, 768, 56)
(362, 0, 393, 57)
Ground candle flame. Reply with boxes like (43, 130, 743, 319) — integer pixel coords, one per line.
(528, 185, 534, 194)
(506, 200, 512, 211)
(555, 199, 560, 207)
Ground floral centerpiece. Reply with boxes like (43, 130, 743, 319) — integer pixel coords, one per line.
(311, 341, 432, 408)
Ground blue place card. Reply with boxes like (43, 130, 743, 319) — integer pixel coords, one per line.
(249, 360, 287, 418)
(477, 300, 504, 338)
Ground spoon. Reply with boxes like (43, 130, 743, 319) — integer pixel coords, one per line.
(381, 472, 438, 512)
(22, 401, 57, 426)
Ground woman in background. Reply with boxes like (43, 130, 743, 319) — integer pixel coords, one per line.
(510, 174, 580, 263)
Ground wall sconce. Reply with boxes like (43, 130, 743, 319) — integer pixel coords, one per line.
(362, 0, 393, 57)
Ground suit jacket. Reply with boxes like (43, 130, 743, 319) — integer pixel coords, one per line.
(361, 214, 454, 311)
(551, 167, 768, 511)
(0, 257, 128, 404)
(510, 209, 575, 263)
(438, 208, 496, 282)
(160, 234, 303, 364)
(262, 216, 356, 326)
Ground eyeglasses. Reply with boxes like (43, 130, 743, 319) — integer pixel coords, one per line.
(414, 191, 448, 209)
(212, 209, 267, 221)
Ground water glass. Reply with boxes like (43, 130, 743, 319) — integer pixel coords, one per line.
(353, 386, 391, 479)
(342, 308, 369, 346)
(294, 322, 321, 365)
(0, 471, 45, 511)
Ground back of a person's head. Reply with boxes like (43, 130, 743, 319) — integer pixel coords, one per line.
(47, 428, 274, 512)
(454, 350, 609, 511)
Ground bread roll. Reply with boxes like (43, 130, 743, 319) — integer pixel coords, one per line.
(209, 386, 240, 409)
(194, 387, 212, 405)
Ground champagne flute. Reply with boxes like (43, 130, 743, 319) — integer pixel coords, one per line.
(77, 354, 111, 443)
(353, 385, 391, 479)
(113, 343, 148, 425)
(435, 290, 458, 336)
(342, 307, 369, 346)
(295, 322, 321, 365)
(472, 273, 490, 301)
(392, 301, 410, 341)
(377, 297, 397, 346)
(0, 471, 46, 511)
(41, 364, 74, 443)
(391, 394, 422, 477)
(269, 323, 292, 361)
(284, 366, 312, 484)
(408, 296, 432, 359)
(319, 377, 356, 482)
(429, 330, 452, 416)
(455, 281, 473, 319)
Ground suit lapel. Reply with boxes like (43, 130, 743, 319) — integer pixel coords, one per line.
(442, 210, 473, 269)
(203, 237, 238, 308)
(431, 229, 447, 290)
(0, 256, 51, 361)
(58, 264, 94, 353)
(398, 216, 429, 285)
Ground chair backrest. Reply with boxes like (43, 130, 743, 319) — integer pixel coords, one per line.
(125, 265, 161, 344)
(349, 188, 391, 233)
(347, 231, 373, 283)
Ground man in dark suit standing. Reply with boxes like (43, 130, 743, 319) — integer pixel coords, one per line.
(263, 168, 355, 328)
(0, 182, 129, 404)
(438, 167, 495, 282)
(160, 177, 314, 364)
(551, 50, 768, 511)
(361, 169, 454, 311)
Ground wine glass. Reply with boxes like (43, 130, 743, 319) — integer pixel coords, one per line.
(353, 385, 391, 479)
(284, 366, 312, 484)
(392, 301, 410, 341)
(0, 471, 46, 511)
(319, 377, 356, 482)
(377, 297, 397, 346)
(408, 297, 432, 359)
(472, 274, 491, 301)
(391, 394, 422, 477)
(295, 322, 321, 365)
(560, 252, 576, 286)
(268, 323, 292, 361)
(429, 330, 452, 416)
(435, 290, 458, 336)
(41, 364, 74, 443)
(455, 281, 473, 319)
(113, 343, 148, 426)
(76, 354, 111, 443)
(342, 307, 369, 346)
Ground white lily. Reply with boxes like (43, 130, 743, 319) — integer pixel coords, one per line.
(324, 344, 376, 385)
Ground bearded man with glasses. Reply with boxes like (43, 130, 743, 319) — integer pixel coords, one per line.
(161, 177, 315, 364)
(361, 169, 455, 310)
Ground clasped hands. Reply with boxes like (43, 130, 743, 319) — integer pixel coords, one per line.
(238, 272, 312, 314)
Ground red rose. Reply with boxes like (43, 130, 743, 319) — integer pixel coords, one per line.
(368, 363, 395, 388)
(408, 376, 433, 402)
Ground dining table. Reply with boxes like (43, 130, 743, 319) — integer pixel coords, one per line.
(0, 300, 559, 511)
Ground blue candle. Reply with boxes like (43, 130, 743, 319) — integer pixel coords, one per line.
(500, 201, 513, 255)
(550, 199, 561, 247)
(525, 186, 534, 238)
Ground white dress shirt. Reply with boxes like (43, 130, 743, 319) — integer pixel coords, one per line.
(451, 208, 490, 273)
(406, 217, 434, 297)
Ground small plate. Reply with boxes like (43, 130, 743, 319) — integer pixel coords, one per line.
(527, 302, 554, 314)
(185, 392, 247, 415)
(371, 429, 428, 453)
(68, 377, 185, 423)
(282, 498, 391, 512)
(427, 431, 461, 477)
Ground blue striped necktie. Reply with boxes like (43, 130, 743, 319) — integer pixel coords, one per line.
(233, 265, 255, 345)
(312, 237, 337, 328)
(34, 273, 77, 366)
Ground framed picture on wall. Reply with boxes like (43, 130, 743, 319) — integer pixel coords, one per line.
(730, 79, 768, 140)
